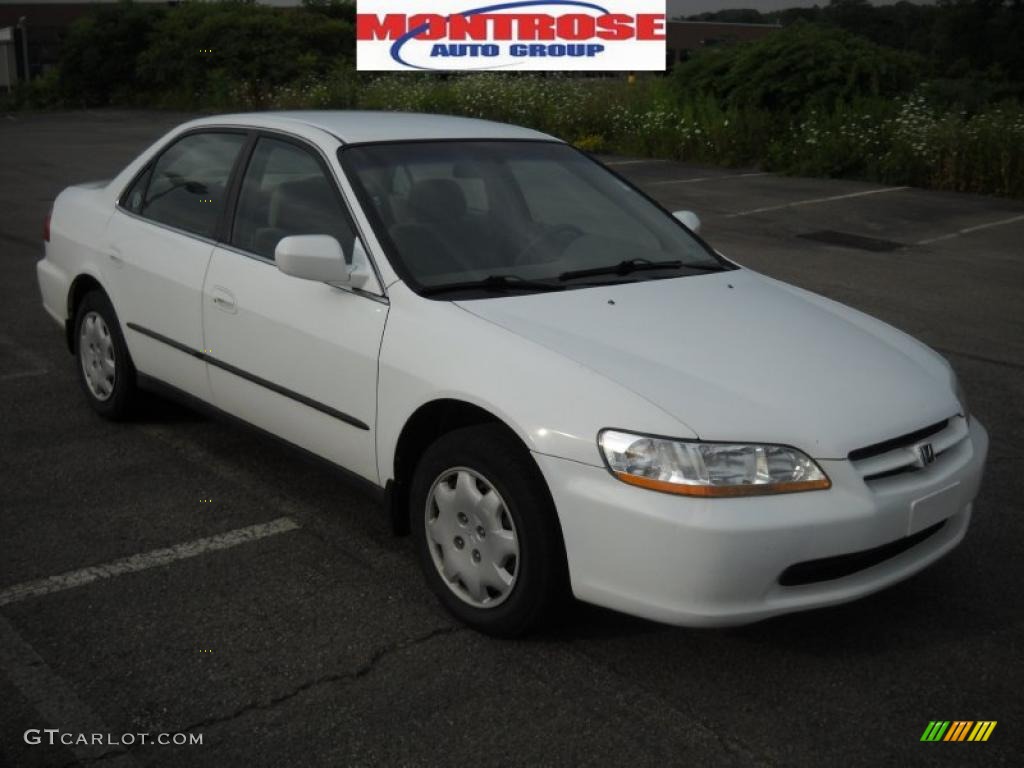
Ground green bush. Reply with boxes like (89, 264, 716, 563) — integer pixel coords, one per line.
(19, 3, 1024, 199)
(919, 74, 1024, 114)
(58, 1, 165, 106)
(673, 22, 925, 113)
(0, 68, 64, 111)
(56, 0, 354, 108)
(135, 1, 353, 108)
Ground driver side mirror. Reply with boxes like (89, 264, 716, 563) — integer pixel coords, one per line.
(275, 235, 373, 290)
(673, 210, 701, 234)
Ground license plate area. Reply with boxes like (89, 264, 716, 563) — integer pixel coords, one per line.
(909, 481, 961, 535)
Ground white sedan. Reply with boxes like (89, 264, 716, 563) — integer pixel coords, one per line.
(37, 112, 988, 635)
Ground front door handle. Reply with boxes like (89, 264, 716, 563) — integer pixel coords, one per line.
(210, 286, 237, 314)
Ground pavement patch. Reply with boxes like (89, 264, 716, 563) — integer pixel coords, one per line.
(797, 230, 905, 252)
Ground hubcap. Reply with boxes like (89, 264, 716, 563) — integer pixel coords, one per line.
(425, 467, 520, 608)
(79, 311, 116, 401)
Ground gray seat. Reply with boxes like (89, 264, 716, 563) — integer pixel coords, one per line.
(399, 179, 513, 273)
(255, 176, 353, 261)
(408, 178, 469, 224)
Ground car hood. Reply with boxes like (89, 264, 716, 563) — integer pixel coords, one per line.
(455, 269, 958, 458)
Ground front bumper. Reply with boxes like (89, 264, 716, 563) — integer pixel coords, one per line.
(536, 417, 988, 627)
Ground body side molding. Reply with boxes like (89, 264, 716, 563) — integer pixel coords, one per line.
(126, 322, 371, 431)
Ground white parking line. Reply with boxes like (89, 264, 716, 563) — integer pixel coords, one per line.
(138, 424, 412, 576)
(726, 186, 909, 217)
(0, 369, 48, 382)
(0, 615, 140, 765)
(917, 213, 1024, 245)
(648, 172, 770, 186)
(604, 159, 667, 166)
(0, 517, 300, 607)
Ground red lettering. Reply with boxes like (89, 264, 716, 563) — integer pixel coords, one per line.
(357, 12, 664, 43)
(490, 15, 514, 39)
(635, 14, 665, 41)
(356, 14, 408, 41)
(521, 14, 556, 40)
(447, 13, 490, 41)
(596, 14, 635, 41)
(409, 14, 449, 40)
(556, 14, 594, 40)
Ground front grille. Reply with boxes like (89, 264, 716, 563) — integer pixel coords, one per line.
(849, 420, 948, 462)
(849, 416, 968, 484)
(778, 521, 946, 586)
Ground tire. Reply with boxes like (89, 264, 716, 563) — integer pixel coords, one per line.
(410, 424, 569, 637)
(73, 290, 137, 420)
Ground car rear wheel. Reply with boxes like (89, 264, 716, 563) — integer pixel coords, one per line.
(411, 424, 569, 636)
(74, 290, 136, 419)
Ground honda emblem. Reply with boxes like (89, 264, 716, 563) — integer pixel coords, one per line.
(917, 443, 936, 467)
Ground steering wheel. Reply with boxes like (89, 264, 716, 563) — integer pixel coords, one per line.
(390, 223, 481, 276)
(513, 224, 584, 265)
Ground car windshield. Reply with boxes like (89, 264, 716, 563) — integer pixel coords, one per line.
(339, 141, 730, 297)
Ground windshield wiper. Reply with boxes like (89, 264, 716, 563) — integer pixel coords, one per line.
(685, 261, 730, 271)
(560, 258, 727, 281)
(420, 275, 566, 297)
(558, 258, 684, 282)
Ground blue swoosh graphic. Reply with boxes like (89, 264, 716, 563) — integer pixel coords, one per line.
(390, 0, 612, 70)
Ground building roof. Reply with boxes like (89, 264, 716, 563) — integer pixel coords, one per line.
(189, 111, 558, 145)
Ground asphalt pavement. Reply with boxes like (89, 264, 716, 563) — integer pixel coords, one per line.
(1, 111, 1021, 767)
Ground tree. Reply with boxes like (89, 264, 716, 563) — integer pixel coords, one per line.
(673, 22, 925, 113)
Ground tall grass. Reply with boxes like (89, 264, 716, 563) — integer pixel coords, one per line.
(268, 73, 1023, 198)
(6, 4, 1019, 197)
(5, 70, 1023, 198)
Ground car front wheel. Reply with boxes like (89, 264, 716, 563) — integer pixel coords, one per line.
(411, 424, 568, 636)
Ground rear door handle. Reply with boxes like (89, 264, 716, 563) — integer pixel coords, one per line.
(210, 286, 237, 314)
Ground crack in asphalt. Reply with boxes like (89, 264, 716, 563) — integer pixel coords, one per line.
(60, 625, 462, 767)
(99, 425, 772, 765)
(177, 625, 461, 735)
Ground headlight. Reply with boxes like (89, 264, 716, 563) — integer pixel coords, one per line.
(599, 430, 831, 497)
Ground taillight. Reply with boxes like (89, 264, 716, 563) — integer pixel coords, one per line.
(44, 208, 52, 243)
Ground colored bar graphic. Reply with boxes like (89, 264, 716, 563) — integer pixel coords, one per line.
(921, 721, 950, 741)
(921, 720, 996, 742)
(944, 721, 973, 741)
(968, 722, 997, 742)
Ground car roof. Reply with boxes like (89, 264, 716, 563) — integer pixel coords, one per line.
(184, 111, 560, 145)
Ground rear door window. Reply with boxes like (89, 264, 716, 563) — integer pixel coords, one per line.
(139, 132, 246, 238)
